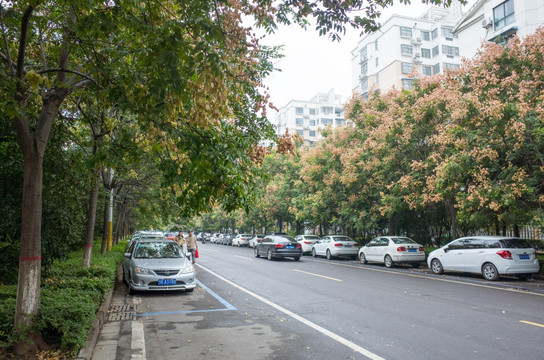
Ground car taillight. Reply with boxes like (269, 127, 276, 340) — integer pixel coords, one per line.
(418, 246, 424, 252)
(296, 244, 302, 248)
(497, 250, 512, 259)
(334, 243, 343, 247)
(304, 241, 312, 244)
(397, 246, 407, 252)
(275, 244, 285, 248)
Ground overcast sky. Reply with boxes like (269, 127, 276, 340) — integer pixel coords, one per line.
(259, 1, 476, 118)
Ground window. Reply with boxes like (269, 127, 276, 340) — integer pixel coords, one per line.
(494, 0, 515, 30)
(443, 63, 460, 70)
(321, 118, 333, 126)
(433, 63, 441, 75)
(402, 78, 414, 90)
(295, 118, 303, 126)
(422, 65, 432, 76)
(309, 119, 316, 126)
(421, 31, 430, 41)
(335, 107, 342, 116)
(321, 106, 333, 115)
(441, 27, 453, 40)
(360, 46, 368, 60)
(296, 107, 303, 115)
(375, 57, 379, 67)
(309, 130, 316, 137)
(361, 62, 368, 75)
(375, 73, 380, 84)
(421, 48, 431, 58)
(361, 77, 369, 92)
(401, 62, 414, 74)
(401, 44, 413, 55)
(297, 129, 304, 136)
(309, 108, 317, 115)
(431, 28, 438, 40)
(335, 118, 345, 126)
(400, 26, 412, 38)
(432, 45, 439, 57)
(442, 45, 459, 57)
(375, 40, 379, 51)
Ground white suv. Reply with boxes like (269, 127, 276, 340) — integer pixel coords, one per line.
(427, 236, 540, 281)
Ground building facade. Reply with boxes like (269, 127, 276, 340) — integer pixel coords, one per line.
(351, 3, 465, 97)
(275, 89, 350, 145)
(453, 0, 544, 58)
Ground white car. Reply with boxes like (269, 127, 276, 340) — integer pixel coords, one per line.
(210, 233, 222, 244)
(233, 234, 251, 247)
(427, 236, 540, 281)
(294, 234, 321, 255)
(249, 234, 265, 248)
(312, 235, 358, 260)
(358, 236, 425, 268)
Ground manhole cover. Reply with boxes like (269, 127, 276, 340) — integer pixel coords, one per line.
(108, 304, 135, 321)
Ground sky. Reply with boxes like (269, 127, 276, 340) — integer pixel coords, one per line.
(259, 0, 476, 118)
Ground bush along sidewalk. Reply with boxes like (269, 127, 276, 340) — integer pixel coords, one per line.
(0, 241, 127, 358)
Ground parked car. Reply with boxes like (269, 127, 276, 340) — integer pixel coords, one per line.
(358, 236, 425, 268)
(427, 236, 540, 281)
(249, 234, 266, 248)
(312, 235, 358, 260)
(211, 233, 222, 244)
(254, 234, 302, 261)
(233, 234, 251, 247)
(122, 238, 196, 293)
(223, 233, 234, 246)
(294, 234, 321, 255)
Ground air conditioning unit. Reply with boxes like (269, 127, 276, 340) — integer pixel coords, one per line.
(481, 17, 493, 29)
(411, 37, 422, 45)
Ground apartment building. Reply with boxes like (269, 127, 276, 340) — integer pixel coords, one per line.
(275, 89, 350, 145)
(351, 3, 465, 97)
(453, 0, 544, 58)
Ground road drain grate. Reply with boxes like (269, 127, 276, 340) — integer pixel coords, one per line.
(108, 304, 135, 321)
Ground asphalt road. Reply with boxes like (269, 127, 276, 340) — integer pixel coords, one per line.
(92, 243, 544, 360)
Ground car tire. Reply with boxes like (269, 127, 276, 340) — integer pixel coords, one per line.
(482, 262, 500, 281)
(359, 252, 367, 264)
(294, 256, 300, 261)
(430, 258, 444, 274)
(267, 249, 274, 261)
(312, 248, 317, 258)
(326, 249, 333, 260)
(254, 247, 260, 258)
(384, 254, 394, 268)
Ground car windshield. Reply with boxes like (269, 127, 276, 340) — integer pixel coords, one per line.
(304, 236, 321, 240)
(391, 237, 417, 244)
(333, 236, 352, 242)
(134, 242, 183, 259)
(499, 238, 533, 249)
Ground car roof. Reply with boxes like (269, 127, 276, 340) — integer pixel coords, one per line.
(454, 236, 521, 241)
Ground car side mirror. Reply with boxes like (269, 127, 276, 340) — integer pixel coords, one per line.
(443, 246, 449, 253)
(124, 252, 131, 258)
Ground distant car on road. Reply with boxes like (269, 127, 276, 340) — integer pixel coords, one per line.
(122, 238, 196, 293)
(358, 236, 425, 268)
(294, 234, 321, 255)
(254, 234, 302, 261)
(233, 234, 251, 247)
(427, 236, 540, 281)
(312, 235, 358, 260)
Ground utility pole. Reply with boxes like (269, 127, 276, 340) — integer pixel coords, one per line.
(107, 169, 114, 251)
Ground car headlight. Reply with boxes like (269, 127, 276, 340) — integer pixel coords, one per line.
(180, 265, 195, 274)
(135, 267, 152, 275)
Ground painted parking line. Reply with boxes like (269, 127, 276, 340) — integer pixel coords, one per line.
(236, 255, 254, 261)
(135, 280, 236, 317)
(198, 263, 386, 360)
(293, 269, 342, 282)
(520, 320, 544, 328)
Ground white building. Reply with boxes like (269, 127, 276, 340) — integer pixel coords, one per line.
(453, 0, 544, 58)
(275, 89, 350, 145)
(351, 2, 465, 97)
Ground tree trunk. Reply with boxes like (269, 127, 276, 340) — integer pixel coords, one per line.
(101, 191, 109, 254)
(388, 217, 394, 235)
(83, 168, 101, 267)
(447, 199, 457, 239)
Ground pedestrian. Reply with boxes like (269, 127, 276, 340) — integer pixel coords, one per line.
(175, 231, 187, 255)
(186, 231, 198, 264)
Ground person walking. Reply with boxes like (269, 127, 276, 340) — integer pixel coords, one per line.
(175, 231, 187, 255)
(186, 231, 198, 263)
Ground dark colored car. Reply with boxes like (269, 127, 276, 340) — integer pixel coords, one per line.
(223, 233, 234, 246)
(254, 234, 302, 261)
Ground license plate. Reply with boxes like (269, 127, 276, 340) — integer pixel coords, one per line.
(519, 254, 530, 260)
(344, 245, 352, 248)
(158, 279, 176, 285)
(408, 249, 417, 252)
(286, 245, 294, 249)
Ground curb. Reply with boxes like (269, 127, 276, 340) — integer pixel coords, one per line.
(76, 266, 122, 360)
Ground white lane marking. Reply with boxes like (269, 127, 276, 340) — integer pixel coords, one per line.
(235, 255, 254, 261)
(131, 296, 146, 359)
(197, 264, 386, 360)
(293, 269, 342, 282)
(306, 258, 544, 297)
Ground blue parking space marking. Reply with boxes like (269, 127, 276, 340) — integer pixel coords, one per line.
(135, 279, 237, 317)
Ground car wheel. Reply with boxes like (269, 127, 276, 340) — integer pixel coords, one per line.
(267, 249, 273, 261)
(359, 252, 367, 264)
(294, 256, 300, 261)
(254, 247, 260, 258)
(482, 262, 499, 281)
(312, 248, 317, 257)
(384, 254, 394, 268)
(326, 249, 334, 260)
(430, 259, 443, 274)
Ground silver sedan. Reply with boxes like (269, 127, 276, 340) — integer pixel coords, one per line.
(358, 236, 425, 268)
(122, 239, 196, 293)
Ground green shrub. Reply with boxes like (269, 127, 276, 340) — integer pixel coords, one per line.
(0, 285, 17, 350)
